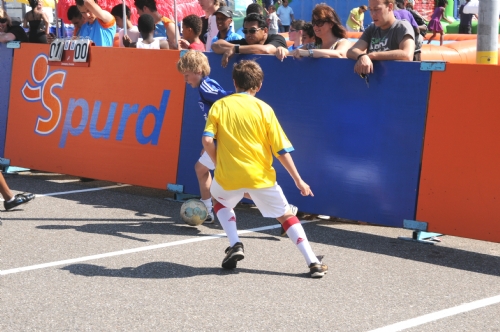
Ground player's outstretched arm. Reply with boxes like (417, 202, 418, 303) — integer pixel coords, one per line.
(277, 153, 314, 197)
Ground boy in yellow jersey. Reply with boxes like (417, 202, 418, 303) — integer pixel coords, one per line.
(202, 60, 328, 278)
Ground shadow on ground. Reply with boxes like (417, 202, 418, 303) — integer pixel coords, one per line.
(62, 261, 309, 279)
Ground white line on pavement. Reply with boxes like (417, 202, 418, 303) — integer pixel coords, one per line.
(35, 184, 131, 197)
(368, 294, 500, 332)
(0, 221, 313, 276)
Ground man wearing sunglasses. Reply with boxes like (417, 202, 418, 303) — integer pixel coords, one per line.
(347, 0, 415, 76)
(212, 13, 287, 68)
(0, 10, 28, 43)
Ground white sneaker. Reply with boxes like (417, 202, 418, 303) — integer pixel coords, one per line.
(289, 204, 298, 216)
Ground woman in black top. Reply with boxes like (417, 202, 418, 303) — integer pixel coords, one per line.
(23, 0, 50, 43)
(0, 9, 28, 43)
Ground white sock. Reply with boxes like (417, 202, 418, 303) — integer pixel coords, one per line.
(214, 203, 240, 247)
(283, 217, 320, 266)
(201, 198, 213, 213)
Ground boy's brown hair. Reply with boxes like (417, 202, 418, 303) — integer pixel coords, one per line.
(232, 60, 263, 91)
(176, 50, 211, 77)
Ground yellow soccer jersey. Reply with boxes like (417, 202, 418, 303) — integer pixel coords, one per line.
(203, 93, 294, 190)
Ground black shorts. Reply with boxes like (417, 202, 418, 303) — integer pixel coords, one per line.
(458, 24, 471, 34)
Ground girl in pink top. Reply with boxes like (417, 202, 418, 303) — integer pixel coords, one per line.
(427, 0, 453, 46)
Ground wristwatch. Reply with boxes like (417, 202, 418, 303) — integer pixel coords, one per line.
(234, 44, 240, 54)
(308, 49, 314, 57)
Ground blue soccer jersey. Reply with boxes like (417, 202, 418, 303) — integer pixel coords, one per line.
(79, 18, 116, 47)
(198, 76, 232, 120)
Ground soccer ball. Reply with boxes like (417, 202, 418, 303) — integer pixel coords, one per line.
(180, 199, 208, 226)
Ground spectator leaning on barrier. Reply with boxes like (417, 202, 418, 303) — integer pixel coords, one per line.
(276, 0, 294, 32)
(76, 0, 116, 47)
(67, 5, 86, 37)
(287, 19, 305, 51)
(300, 22, 316, 49)
(394, 0, 422, 61)
(110, 5, 141, 47)
(179, 14, 205, 51)
(347, 0, 415, 76)
(277, 4, 350, 61)
(134, 0, 179, 49)
(212, 13, 287, 67)
(210, 6, 241, 51)
(0, 9, 28, 43)
(346, 5, 367, 32)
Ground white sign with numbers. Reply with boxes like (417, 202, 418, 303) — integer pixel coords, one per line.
(48, 39, 64, 62)
(73, 39, 90, 63)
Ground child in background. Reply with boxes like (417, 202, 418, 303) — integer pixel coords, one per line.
(176, 50, 232, 222)
(124, 14, 169, 49)
(427, 0, 453, 46)
(179, 14, 205, 51)
(266, 5, 279, 35)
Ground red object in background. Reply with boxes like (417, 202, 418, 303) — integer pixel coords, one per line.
(57, 0, 204, 25)
(414, 0, 435, 21)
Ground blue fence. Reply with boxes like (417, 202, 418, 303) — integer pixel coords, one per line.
(0, 44, 14, 158)
(177, 53, 431, 227)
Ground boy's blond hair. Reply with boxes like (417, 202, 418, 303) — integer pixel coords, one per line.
(176, 50, 211, 77)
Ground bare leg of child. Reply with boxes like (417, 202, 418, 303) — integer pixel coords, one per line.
(427, 31, 436, 44)
(195, 161, 214, 222)
(439, 32, 444, 46)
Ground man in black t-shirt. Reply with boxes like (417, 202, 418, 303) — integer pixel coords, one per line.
(212, 13, 287, 67)
(0, 12, 28, 43)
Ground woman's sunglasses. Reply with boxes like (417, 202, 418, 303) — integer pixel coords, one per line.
(0, 18, 8, 24)
(312, 19, 329, 27)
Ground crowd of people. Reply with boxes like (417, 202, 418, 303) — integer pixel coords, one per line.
(0, 0, 482, 50)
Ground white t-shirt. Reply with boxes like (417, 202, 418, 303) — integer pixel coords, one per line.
(118, 25, 141, 47)
(277, 6, 294, 26)
(205, 13, 234, 52)
(268, 12, 279, 31)
(136, 39, 160, 49)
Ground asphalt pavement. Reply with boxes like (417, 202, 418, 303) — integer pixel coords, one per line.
(1, 171, 499, 331)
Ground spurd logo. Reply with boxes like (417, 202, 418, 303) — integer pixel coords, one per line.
(22, 54, 169, 148)
(22, 54, 66, 136)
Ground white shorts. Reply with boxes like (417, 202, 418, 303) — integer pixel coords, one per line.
(210, 178, 290, 218)
(198, 151, 215, 170)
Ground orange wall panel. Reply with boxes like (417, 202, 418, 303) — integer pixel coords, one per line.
(417, 63, 500, 243)
(6, 44, 185, 190)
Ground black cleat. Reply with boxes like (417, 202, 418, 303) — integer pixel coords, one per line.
(221, 242, 245, 269)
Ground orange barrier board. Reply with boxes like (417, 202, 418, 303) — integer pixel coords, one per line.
(417, 63, 500, 243)
(6, 44, 185, 190)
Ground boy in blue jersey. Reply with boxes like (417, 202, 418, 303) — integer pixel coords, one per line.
(202, 60, 327, 278)
(76, 0, 116, 47)
(176, 50, 232, 222)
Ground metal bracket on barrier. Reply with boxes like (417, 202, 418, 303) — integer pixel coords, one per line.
(6, 41, 20, 49)
(420, 61, 446, 72)
(398, 219, 443, 245)
(166, 183, 200, 202)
